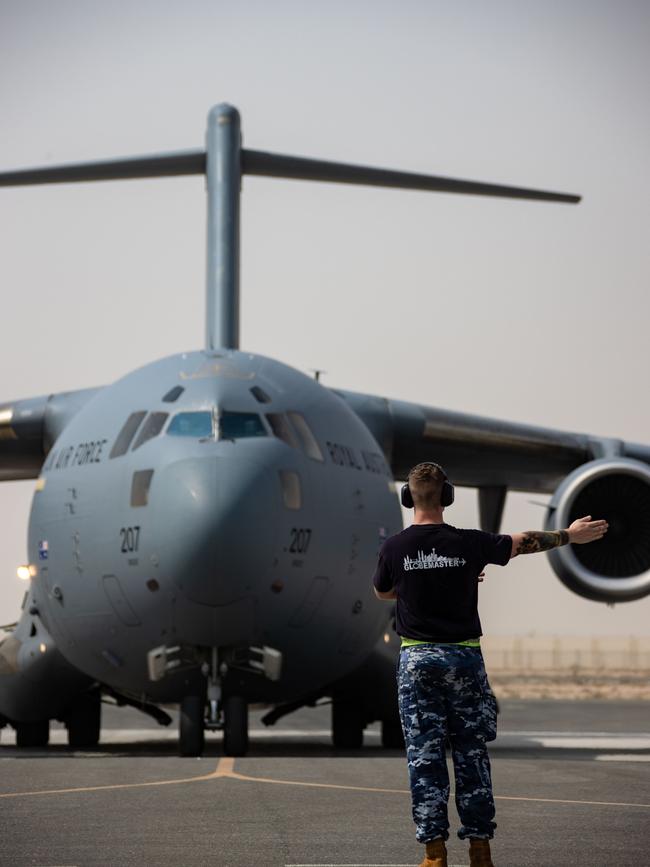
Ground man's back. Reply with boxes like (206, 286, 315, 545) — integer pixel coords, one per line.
(374, 523, 511, 642)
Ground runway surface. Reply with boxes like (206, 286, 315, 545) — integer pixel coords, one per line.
(0, 700, 648, 867)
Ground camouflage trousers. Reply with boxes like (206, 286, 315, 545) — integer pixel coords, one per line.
(397, 644, 497, 843)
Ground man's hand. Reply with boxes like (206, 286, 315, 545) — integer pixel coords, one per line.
(567, 515, 609, 544)
(511, 517, 608, 557)
(374, 587, 397, 600)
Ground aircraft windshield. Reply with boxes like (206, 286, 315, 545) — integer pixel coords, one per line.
(219, 411, 267, 439)
(167, 411, 213, 438)
(166, 411, 268, 440)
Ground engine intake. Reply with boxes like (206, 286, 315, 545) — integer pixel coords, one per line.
(546, 458, 650, 603)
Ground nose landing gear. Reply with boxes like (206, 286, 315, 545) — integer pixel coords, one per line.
(179, 693, 205, 756)
(152, 643, 280, 757)
(202, 647, 249, 757)
(222, 693, 248, 756)
(178, 689, 249, 757)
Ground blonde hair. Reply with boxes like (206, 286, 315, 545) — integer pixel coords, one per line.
(408, 463, 445, 510)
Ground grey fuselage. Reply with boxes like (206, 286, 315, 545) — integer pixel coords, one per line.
(26, 349, 402, 706)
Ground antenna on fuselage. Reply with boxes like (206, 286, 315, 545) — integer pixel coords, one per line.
(0, 103, 581, 353)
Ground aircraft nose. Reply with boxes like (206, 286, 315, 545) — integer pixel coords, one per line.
(154, 455, 276, 606)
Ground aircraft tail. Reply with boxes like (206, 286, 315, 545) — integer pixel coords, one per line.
(0, 102, 581, 354)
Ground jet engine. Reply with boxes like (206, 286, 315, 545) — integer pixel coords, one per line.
(546, 458, 650, 602)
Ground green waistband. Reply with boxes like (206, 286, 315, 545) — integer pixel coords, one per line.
(400, 637, 481, 648)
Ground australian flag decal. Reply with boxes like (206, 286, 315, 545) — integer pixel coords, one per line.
(38, 540, 49, 561)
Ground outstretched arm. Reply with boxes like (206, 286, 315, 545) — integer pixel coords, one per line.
(510, 515, 608, 558)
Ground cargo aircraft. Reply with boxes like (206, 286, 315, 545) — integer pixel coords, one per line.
(1, 104, 649, 757)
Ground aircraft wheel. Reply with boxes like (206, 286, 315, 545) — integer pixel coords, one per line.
(381, 714, 404, 749)
(223, 695, 248, 757)
(332, 699, 364, 749)
(67, 690, 101, 749)
(15, 718, 50, 748)
(179, 694, 205, 757)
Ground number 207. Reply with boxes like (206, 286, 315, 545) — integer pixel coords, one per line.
(289, 528, 311, 554)
(120, 526, 140, 553)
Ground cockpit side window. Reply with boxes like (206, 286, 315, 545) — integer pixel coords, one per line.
(110, 411, 147, 459)
(167, 411, 214, 438)
(132, 412, 169, 451)
(219, 412, 267, 439)
(266, 413, 300, 449)
(287, 412, 324, 462)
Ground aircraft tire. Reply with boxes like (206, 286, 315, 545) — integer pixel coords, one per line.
(179, 695, 205, 756)
(67, 690, 101, 749)
(223, 695, 248, 757)
(15, 718, 50, 748)
(331, 699, 364, 749)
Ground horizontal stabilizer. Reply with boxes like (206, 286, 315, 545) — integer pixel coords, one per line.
(242, 149, 581, 203)
(0, 148, 580, 203)
(0, 150, 205, 186)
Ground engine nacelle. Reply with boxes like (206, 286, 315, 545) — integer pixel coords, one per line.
(546, 458, 650, 603)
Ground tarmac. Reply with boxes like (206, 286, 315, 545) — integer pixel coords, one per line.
(0, 699, 648, 867)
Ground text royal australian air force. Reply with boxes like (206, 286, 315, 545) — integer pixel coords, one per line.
(39, 432, 390, 477)
(325, 440, 389, 475)
(43, 439, 109, 471)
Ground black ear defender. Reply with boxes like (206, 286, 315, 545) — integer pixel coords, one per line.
(401, 463, 455, 509)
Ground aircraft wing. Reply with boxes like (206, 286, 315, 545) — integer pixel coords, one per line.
(336, 387, 650, 600)
(5, 380, 650, 493)
(333, 387, 650, 493)
(0, 387, 103, 481)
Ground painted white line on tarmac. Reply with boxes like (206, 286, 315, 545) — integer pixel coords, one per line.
(3, 728, 649, 751)
(499, 730, 650, 737)
(595, 753, 650, 762)
(531, 736, 650, 750)
(1, 728, 371, 744)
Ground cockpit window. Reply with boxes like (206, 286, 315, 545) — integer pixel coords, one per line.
(219, 412, 267, 439)
(266, 413, 300, 449)
(167, 411, 213, 438)
(162, 386, 185, 403)
(250, 386, 271, 404)
(287, 412, 324, 461)
(110, 411, 147, 459)
(132, 412, 169, 451)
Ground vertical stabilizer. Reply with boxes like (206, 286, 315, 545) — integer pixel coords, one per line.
(205, 104, 241, 352)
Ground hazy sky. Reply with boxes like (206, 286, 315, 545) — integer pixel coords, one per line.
(1, 0, 649, 635)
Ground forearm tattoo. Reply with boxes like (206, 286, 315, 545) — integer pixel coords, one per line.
(515, 530, 569, 555)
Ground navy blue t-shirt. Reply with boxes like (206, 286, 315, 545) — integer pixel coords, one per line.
(373, 523, 511, 642)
